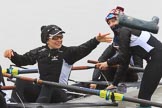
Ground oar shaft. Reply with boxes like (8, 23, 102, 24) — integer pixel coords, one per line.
(18, 69, 38, 74)
(88, 60, 144, 72)
(3, 73, 36, 82)
(0, 86, 16, 90)
(3, 73, 100, 95)
(72, 66, 95, 70)
(124, 97, 162, 107)
(2, 68, 38, 75)
(18, 66, 95, 72)
(41, 80, 100, 95)
(69, 80, 110, 86)
(3, 73, 162, 107)
(2, 65, 96, 75)
(87, 60, 117, 68)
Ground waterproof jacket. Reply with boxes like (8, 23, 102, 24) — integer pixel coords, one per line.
(11, 37, 99, 84)
(107, 27, 162, 86)
(92, 44, 143, 81)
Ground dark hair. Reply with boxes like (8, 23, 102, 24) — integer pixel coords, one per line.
(40, 25, 65, 43)
(41, 26, 47, 32)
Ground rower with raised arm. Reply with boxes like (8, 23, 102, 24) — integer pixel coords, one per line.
(96, 6, 162, 107)
(4, 24, 112, 103)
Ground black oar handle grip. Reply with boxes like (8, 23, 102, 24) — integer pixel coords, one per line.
(0, 86, 16, 90)
(18, 69, 38, 74)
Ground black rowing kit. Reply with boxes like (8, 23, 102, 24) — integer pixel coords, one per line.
(10, 37, 100, 103)
(108, 27, 162, 106)
(92, 43, 143, 88)
(0, 66, 7, 108)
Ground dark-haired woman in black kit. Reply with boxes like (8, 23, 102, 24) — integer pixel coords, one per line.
(4, 25, 112, 103)
(96, 6, 162, 107)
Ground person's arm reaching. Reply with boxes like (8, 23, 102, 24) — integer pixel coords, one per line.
(4, 48, 39, 66)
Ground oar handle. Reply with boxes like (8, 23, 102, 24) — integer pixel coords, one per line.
(87, 60, 144, 72)
(72, 66, 95, 70)
(87, 60, 98, 64)
(0, 86, 16, 90)
(87, 60, 118, 68)
(2, 65, 96, 75)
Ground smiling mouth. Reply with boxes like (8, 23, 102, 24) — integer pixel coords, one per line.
(55, 42, 62, 46)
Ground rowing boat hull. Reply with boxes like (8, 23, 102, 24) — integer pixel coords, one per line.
(7, 95, 118, 108)
(7, 86, 138, 108)
(6, 76, 162, 108)
(7, 86, 162, 108)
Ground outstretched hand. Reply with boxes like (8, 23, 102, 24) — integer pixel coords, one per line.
(96, 33, 112, 43)
(90, 84, 97, 89)
(4, 49, 14, 59)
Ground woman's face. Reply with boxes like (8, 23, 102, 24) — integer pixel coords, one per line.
(107, 18, 118, 28)
(47, 34, 63, 49)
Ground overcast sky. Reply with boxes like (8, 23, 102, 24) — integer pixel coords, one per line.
(0, 0, 162, 80)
